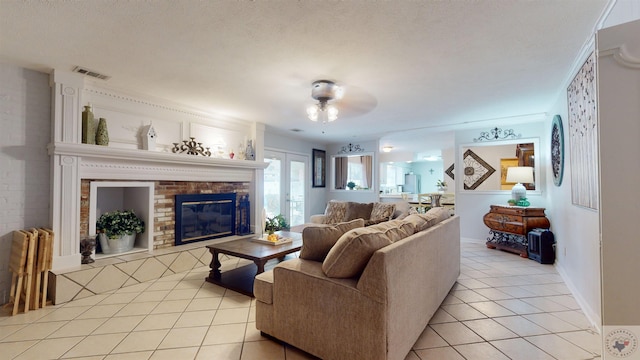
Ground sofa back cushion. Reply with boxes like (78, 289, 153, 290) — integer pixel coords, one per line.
(322, 227, 393, 278)
(300, 219, 365, 261)
(403, 214, 429, 232)
(345, 202, 374, 222)
(323, 200, 348, 224)
(367, 219, 415, 242)
(420, 207, 451, 228)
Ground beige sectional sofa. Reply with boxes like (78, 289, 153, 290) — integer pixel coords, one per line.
(254, 208, 460, 360)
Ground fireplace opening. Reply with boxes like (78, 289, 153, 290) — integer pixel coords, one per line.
(175, 193, 237, 245)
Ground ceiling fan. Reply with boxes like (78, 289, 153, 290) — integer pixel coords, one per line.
(305, 79, 377, 123)
(306, 80, 342, 123)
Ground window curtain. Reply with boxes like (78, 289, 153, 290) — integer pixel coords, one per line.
(335, 157, 348, 189)
(361, 155, 372, 188)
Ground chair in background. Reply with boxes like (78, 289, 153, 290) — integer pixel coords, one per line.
(416, 193, 432, 213)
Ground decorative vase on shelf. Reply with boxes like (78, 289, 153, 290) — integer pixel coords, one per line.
(95, 118, 109, 146)
(81, 104, 95, 144)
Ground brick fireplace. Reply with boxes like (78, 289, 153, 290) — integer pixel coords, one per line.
(48, 142, 267, 304)
(47, 72, 267, 304)
(80, 179, 250, 250)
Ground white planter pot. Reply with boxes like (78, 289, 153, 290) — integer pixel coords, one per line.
(98, 233, 136, 254)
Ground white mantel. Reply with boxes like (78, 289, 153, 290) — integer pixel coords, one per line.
(49, 70, 267, 271)
(50, 142, 267, 182)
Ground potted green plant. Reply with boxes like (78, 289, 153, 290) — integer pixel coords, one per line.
(436, 179, 448, 192)
(96, 209, 145, 254)
(265, 214, 289, 235)
(347, 181, 356, 190)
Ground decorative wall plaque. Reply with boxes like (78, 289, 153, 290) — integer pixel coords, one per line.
(445, 163, 455, 180)
(550, 115, 564, 186)
(567, 52, 598, 209)
(463, 149, 496, 190)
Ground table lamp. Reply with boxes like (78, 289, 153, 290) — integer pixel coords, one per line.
(506, 166, 534, 203)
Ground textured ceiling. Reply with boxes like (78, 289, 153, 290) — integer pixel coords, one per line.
(0, 0, 608, 153)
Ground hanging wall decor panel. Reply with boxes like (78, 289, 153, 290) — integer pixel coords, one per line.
(567, 52, 598, 210)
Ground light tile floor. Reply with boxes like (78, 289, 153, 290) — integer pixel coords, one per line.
(0, 240, 601, 359)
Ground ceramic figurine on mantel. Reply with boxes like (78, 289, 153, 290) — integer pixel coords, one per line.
(81, 104, 96, 144)
(95, 118, 109, 146)
(245, 139, 255, 161)
(141, 123, 157, 151)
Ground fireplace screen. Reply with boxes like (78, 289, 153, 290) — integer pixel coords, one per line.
(175, 193, 236, 245)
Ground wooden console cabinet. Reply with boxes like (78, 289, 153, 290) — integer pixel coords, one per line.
(483, 205, 550, 257)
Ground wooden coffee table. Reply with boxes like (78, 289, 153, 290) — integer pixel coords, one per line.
(205, 231, 302, 297)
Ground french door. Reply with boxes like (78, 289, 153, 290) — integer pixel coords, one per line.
(263, 150, 308, 228)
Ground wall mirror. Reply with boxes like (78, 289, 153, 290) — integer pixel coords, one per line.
(332, 153, 374, 191)
(459, 138, 540, 192)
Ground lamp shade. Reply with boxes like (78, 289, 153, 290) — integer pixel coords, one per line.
(506, 166, 533, 203)
(506, 166, 534, 184)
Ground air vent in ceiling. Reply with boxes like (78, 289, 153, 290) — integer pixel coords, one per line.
(72, 66, 111, 80)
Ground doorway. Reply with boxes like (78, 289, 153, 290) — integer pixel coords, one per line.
(263, 150, 308, 227)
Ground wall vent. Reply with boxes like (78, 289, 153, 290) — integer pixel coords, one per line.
(72, 66, 111, 80)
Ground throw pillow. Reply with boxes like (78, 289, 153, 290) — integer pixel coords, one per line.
(345, 202, 374, 221)
(322, 227, 392, 278)
(323, 200, 348, 224)
(391, 201, 411, 220)
(300, 219, 365, 261)
(369, 202, 396, 223)
(367, 219, 415, 242)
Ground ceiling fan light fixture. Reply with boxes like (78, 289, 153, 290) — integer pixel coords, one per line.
(307, 80, 342, 123)
(326, 105, 338, 122)
(306, 105, 319, 121)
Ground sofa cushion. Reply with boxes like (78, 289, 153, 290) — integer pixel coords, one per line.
(403, 213, 429, 232)
(322, 227, 393, 278)
(345, 202, 374, 222)
(367, 219, 415, 242)
(369, 202, 396, 223)
(300, 219, 365, 261)
(323, 200, 348, 224)
(420, 207, 450, 228)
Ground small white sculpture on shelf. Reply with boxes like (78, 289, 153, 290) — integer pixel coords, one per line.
(141, 123, 157, 151)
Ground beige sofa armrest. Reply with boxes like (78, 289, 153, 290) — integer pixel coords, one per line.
(309, 214, 325, 224)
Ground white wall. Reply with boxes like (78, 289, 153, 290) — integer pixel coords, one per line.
(597, 17, 640, 327)
(544, 69, 602, 329)
(454, 122, 547, 240)
(543, 2, 640, 335)
(0, 64, 51, 304)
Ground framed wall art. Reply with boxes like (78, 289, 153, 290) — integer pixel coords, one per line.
(463, 149, 496, 190)
(550, 114, 565, 187)
(312, 149, 326, 188)
(500, 158, 519, 190)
